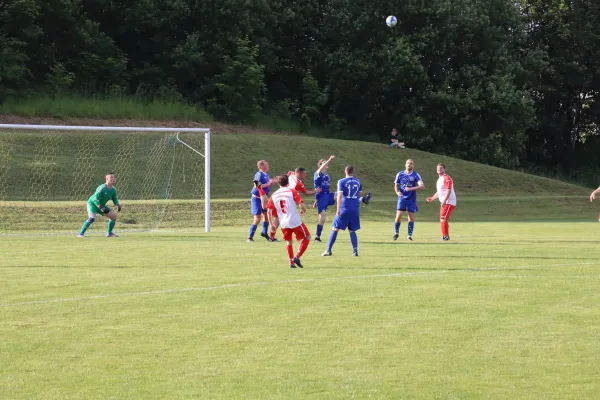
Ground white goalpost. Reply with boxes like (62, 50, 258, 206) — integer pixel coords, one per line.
(0, 123, 211, 234)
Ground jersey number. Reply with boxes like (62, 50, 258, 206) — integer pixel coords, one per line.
(345, 183, 360, 198)
(279, 199, 288, 214)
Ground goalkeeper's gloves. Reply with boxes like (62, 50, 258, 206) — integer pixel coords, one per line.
(100, 205, 110, 214)
(116, 204, 122, 212)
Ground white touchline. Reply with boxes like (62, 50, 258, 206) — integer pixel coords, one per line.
(1, 262, 598, 308)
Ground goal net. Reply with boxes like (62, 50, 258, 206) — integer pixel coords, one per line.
(0, 124, 210, 235)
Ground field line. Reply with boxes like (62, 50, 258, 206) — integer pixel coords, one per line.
(1, 261, 598, 308)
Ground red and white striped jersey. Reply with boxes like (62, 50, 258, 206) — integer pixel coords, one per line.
(267, 187, 303, 229)
(436, 174, 457, 206)
(287, 171, 307, 194)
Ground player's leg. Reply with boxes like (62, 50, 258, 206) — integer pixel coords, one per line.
(248, 198, 262, 241)
(440, 205, 455, 240)
(105, 208, 118, 237)
(348, 215, 361, 256)
(360, 190, 372, 204)
(322, 215, 346, 256)
(407, 200, 418, 240)
(281, 228, 296, 268)
(269, 210, 280, 242)
(78, 203, 98, 237)
(315, 195, 328, 241)
(394, 198, 406, 240)
(252, 181, 270, 240)
(260, 211, 271, 240)
(292, 223, 310, 268)
(407, 212, 415, 240)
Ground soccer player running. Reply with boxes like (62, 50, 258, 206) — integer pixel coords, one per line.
(393, 159, 425, 241)
(589, 186, 600, 221)
(321, 165, 372, 257)
(267, 174, 311, 268)
(268, 167, 321, 242)
(314, 155, 336, 242)
(248, 160, 274, 242)
(78, 172, 121, 237)
(426, 163, 457, 241)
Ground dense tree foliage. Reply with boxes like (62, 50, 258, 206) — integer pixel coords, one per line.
(0, 0, 598, 177)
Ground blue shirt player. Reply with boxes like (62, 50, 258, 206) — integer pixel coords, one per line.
(393, 158, 425, 241)
(248, 159, 274, 242)
(313, 155, 336, 242)
(321, 165, 372, 257)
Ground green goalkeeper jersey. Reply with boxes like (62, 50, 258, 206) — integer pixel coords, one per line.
(88, 184, 119, 207)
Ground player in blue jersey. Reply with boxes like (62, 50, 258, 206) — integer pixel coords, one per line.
(393, 159, 425, 241)
(321, 165, 372, 257)
(313, 155, 336, 242)
(247, 160, 274, 242)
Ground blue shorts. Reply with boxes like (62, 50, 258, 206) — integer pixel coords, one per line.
(316, 192, 336, 213)
(250, 197, 266, 216)
(332, 212, 360, 231)
(397, 198, 418, 213)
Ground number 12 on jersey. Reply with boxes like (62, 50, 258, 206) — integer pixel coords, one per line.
(345, 183, 360, 198)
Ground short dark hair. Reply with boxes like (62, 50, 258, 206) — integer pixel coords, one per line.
(295, 167, 305, 173)
(345, 165, 355, 175)
(278, 174, 289, 187)
(437, 163, 446, 169)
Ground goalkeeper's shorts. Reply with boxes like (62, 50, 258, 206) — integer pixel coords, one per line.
(87, 201, 111, 217)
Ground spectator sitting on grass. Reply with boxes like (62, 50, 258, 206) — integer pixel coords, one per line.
(389, 128, 405, 149)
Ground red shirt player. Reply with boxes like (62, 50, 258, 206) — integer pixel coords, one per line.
(267, 174, 311, 268)
(268, 167, 321, 241)
(426, 163, 457, 241)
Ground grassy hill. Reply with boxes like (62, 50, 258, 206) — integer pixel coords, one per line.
(0, 118, 595, 231)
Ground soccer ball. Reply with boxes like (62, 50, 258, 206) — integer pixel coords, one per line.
(386, 15, 397, 27)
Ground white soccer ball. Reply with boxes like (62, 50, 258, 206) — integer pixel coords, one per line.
(386, 15, 397, 27)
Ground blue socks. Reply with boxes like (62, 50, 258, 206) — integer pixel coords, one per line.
(261, 221, 269, 235)
(249, 224, 258, 238)
(349, 231, 358, 252)
(408, 221, 414, 236)
(326, 230, 338, 252)
(394, 222, 400, 234)
(316, 224, 324, 238)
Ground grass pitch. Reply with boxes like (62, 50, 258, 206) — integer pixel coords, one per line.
(2, 220, 600, 399)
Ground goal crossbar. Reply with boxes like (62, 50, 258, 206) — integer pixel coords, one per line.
(0, 123, 211, 233)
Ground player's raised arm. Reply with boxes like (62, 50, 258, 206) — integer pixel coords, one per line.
(590, 187, 600, 202)
(316, 155, 335, 174)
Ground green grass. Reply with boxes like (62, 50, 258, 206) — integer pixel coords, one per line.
(0, 130, 591, 203)
(1, 109, 599, 397)
(2, 222, 600, 399)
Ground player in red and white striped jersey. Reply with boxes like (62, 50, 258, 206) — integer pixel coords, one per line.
(426, 163, 457, 241)
(268, 167, 321, 241)
(267, 174, 311, 268)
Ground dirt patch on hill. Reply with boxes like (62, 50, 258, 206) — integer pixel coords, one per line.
(0, 115, 292, 135)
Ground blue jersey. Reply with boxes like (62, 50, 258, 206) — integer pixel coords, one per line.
(251, 170, 271, 196)
(314, 171, 331, 193)
(395, 170, 423, 202)
(337, 176, 362, 214)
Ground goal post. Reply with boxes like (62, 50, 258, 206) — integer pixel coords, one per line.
(0, 123, 211, 234)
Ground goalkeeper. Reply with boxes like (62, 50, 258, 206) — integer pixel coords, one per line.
(78, 173, 122, 237)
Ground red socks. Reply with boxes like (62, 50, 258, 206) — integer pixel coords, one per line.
(296, 238, 310, 258)
(441, 220, 449, 237)
(286, 244, 294, 261)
